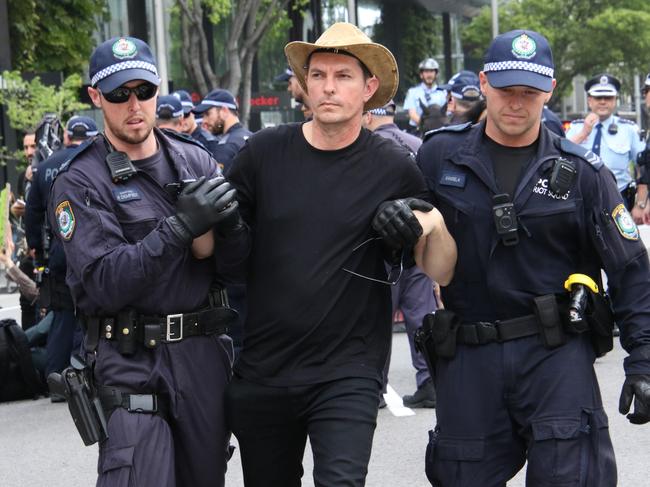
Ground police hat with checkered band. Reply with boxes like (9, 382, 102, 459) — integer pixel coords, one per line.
(483, 30, 554, 92)
(193, 89, 238, 114)
(585, 74, 620, 97)
(156, 95, 184, 120)
(449, 72, 482, 101)
(66, 116, 98, 138)
(172, 90, 195, 115)
(89, 37, 161, 93)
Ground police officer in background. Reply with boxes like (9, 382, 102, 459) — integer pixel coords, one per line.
(48, 36, 246, 487)
(363, 101, 438, 408)
(635, 73, 650, 224)
(395, 30, 650, 486)
(566, 74, 646, 212)
(172, 89, 219, 154)
(442, 71, 486, 126)
(155, 95, 184, 131)
(25, 116, 97, 392)
(193, 89, 252, 173)
(403, 58, 447, 133)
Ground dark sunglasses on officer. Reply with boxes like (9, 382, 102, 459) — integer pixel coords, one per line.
(100, 82, 158, 104)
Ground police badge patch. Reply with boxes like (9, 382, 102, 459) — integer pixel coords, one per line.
(511, 34, 536, 59)
(611, 203, 639, 240)
(56, 200, 76, 241)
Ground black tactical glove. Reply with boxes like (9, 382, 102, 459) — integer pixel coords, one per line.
(637, 149, 650, 167)
(618, 374, 650, 424)
(168, 176, 237, 242)
(372, 198, 434, 249)
(208, 178, 242, 235)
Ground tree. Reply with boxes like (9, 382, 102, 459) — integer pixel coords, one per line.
(175, 0, 294, 124)
(8, 0, 109, 75)
(461, 0, 650, 102)
(0, 71, 89, 131)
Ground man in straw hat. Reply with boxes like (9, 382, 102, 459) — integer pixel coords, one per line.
(416, 29, 650, 486)
(222, 22, 456, 486)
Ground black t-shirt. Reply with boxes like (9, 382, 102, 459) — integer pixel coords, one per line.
(228, 123, 428, 386)
(485, 134, 538, 197)
(132, 144, 177, 188)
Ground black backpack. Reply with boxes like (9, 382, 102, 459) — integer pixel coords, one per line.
(0, 319, 45, 402)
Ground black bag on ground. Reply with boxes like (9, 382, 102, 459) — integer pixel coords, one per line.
(0, 318, 45, 402)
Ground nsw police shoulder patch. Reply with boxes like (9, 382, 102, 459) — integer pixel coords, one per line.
(611, 203, 639, 241)
(56, 200, 76, 241)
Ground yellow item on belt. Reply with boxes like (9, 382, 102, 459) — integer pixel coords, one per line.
(564, 273, 599, 293)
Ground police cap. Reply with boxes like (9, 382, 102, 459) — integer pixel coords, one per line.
(156, 95, 184, 120)
(367, 99, 396, 117)
(66, 116, 98, 139)
(274, 67, 294, 82)
(483, 30, 554, 92)
(89, 37, 160, 93)
(193, 89, 238, 114)
(448, 72, 482, 101)
(585, 74, 620, 97)
(172, 90, 195, 116)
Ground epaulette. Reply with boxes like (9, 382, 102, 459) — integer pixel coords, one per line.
(618, 118, 637, 126)
(161, 128, 212, 153)
(423, 122, 472, 142)
(560, 138, 603, 171)
(54, 138, 95, 179)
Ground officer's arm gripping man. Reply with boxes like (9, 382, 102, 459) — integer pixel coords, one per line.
(372, 198, 457, 285)
(587, 166, 650, 424)
(47, 167, 244, 313)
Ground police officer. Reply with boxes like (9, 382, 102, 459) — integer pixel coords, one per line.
(48, 36, 246, 487)
(566, 74, 646, 211)
(193, 88, 252, 173)
(380, 30, 650, 486)
(363, 100, 438, 408)
(172, 89, 219, 153)
(275, 66, 312, 119)
(442, 71, 485, 126)
(403, 58, 447, 133)
(155, 95, 184, 131)
(634, 73, 650, 224)
(25, 116, 97, 392)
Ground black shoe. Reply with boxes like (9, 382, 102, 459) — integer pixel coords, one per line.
(402, 381, 436, 408)
(50, 393, 66, 403)
(613, 325, 620, 337)
(378, 395, 387, 409)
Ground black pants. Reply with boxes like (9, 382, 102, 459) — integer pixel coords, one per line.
(226, 375, 380, 487)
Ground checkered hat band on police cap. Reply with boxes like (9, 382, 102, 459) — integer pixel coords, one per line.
(91, 60, 158, 87)
(158, 104, 184, 118)
(180, 101, 194, 108)
(201, 99, 238, 110)
(67, 122, 98, 137)
(483, 61, 554, 78)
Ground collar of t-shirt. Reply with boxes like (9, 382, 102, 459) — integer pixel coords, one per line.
(484, 132, 539, 198)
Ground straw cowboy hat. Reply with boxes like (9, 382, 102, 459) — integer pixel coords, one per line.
(284, 22, 399, 111)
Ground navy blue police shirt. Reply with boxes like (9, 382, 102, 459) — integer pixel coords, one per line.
(418, 120, 650, 375)
(47, 129, 246, 316)
(25, 145, 79, 276)
(216, 122, 251, 174)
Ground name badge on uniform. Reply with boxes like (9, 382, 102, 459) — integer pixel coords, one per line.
(440, 171, 466, 188)
(611, 203, 639, 241)
(112, 186, 141, 203)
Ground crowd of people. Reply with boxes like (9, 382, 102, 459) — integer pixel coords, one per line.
(1, 20, 650, 487)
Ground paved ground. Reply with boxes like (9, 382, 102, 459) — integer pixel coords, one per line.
(1, 226, 649, 486)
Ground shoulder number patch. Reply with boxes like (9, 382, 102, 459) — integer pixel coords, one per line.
(56, 200, 76, 241)
(611, 203, 639, 241)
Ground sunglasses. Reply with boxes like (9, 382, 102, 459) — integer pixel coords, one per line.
(100, 83, 157, 104)
(342, 237, 404, 286)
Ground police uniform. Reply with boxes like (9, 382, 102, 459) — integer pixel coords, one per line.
(403, 82, 447, 129)
(172, 89, 220, 157)
(49, 37, 244, 487)
(566, 75, 645, 207)
(24, 116, 98, 380)
(418, 30, 650, 486)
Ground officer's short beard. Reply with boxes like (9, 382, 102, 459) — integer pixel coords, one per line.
(106, 118, 154, 145)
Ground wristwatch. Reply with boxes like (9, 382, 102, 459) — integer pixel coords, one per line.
(636, 197, 648, 209)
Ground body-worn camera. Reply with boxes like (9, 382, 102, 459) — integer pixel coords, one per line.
(492, 193, 519, 246)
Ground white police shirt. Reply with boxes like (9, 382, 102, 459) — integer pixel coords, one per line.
(566, 115, 645, 191)
(403, 82, 447, 127)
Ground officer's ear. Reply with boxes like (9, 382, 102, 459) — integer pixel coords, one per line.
(88, 87, 102, 109)
(544, 79, 557, 104)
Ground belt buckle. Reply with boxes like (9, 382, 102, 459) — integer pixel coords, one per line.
(166, 314, 183, 342)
